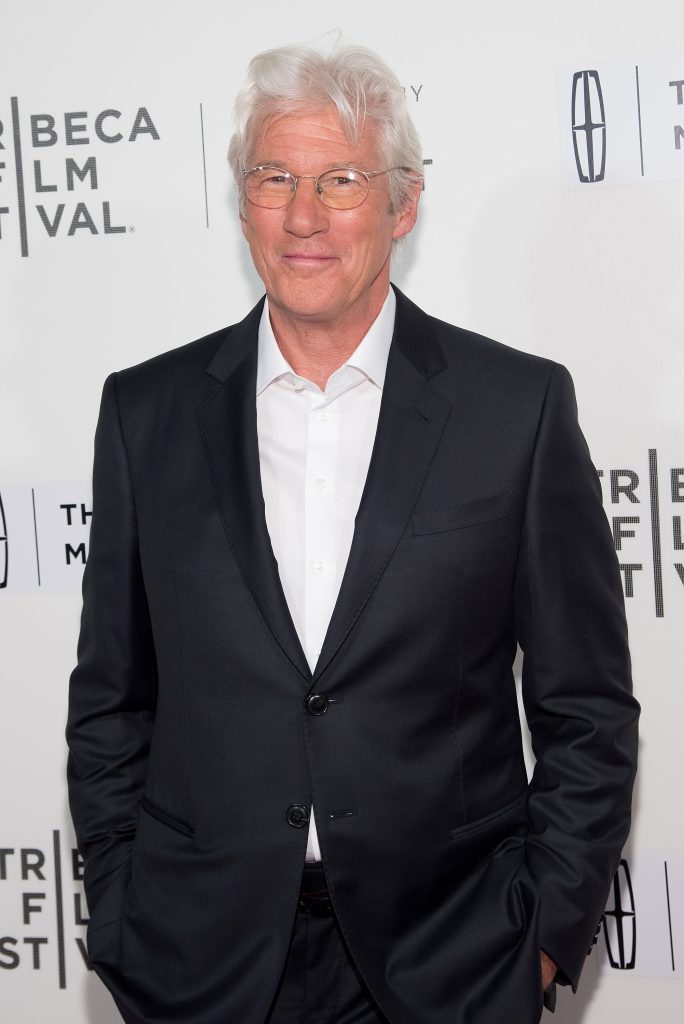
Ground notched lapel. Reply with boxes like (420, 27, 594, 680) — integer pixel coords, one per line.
(313, 295, 451, 683)
(197, 310, 311, 682)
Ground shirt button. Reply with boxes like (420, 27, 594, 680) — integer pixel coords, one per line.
(313, 560, 324, 572)
(319, 412, 328, 423)
(314, 478, 326, 492)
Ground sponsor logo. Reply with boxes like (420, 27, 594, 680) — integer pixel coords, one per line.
(572, 70, 607, 182)
(0, 484, 91, 593)
(603, 859, 637, 969)
(562, 55, 684, 188)
(0, 493, 7, 588)
(599, 854, 681, 978)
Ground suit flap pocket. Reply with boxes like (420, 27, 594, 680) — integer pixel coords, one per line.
(412, 490, 515, 536)
(140, 796, 195, 838)
(450, 789, 528, 841)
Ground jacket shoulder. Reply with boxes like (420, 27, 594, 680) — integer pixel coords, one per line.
(110, 297, 264, 403)
(392, 286, 560, 392)
(114, 325, 234, 396)
(432, 317, 558, 384)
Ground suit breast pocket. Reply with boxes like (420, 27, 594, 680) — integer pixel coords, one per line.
(412, 490, 515, 536)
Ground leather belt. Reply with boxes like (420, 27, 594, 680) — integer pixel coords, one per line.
(298, 862, 332, 915)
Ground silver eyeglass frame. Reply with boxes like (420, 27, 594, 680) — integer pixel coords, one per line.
(241, 164, 407, 209)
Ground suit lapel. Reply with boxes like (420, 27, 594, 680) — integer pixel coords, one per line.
(197, 300, 311, 682)
(312, 288, 451, 683)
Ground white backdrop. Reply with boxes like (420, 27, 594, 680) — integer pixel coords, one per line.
(1, 2, 683, 1021)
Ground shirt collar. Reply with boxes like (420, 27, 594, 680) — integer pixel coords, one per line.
(255, 288, 396, 396)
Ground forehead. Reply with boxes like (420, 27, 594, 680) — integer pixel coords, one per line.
(251, 105, 380, 169)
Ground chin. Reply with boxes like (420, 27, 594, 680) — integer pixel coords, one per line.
(272, 285, 345, 320)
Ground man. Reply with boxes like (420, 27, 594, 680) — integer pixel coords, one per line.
(67, 41, 639, 1024)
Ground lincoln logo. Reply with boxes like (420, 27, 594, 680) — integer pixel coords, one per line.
(603, 858, 636, 969)
(572, 70, 606, 183)
(0, 493, 7, 588)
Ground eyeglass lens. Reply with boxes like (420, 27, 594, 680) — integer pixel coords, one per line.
(245, 167, 370, 209)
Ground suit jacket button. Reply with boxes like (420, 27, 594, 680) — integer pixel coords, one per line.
(286, 804, 310, 828)
(305, 693, 329, 716)
(588, 919, 603, 954)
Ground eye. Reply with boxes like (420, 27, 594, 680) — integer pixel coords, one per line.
(316, 168, 369, 209)
(244, 167, 295, 208)
(320, 168, 363, 188)
(247, 167, 293, 188)
(329, 174, 355, 186)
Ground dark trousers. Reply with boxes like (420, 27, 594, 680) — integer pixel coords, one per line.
(265, 864, 389, 1024)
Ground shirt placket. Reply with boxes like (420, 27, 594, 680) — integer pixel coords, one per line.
(303, 393, 338, 672)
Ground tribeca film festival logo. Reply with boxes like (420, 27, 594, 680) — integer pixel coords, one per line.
(596, 451, 684, 618)
(0, 832, 90, 986)
(0, 100, 160, 256)
(563, 55, 684, 187)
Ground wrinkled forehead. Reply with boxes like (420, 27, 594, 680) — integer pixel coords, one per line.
(246, 103, 378, 169)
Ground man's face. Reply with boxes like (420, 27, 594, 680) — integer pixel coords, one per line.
(240, 106, 419, 327)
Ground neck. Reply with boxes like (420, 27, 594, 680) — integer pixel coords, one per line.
(267, 289, 389, 390)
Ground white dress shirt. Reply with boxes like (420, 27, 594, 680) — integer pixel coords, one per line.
(255, 288, 396, 862)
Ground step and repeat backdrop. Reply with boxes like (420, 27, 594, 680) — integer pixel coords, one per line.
(1, 2, 683, 1022)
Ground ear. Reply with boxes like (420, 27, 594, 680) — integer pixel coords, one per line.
(391, 176, 422, 241)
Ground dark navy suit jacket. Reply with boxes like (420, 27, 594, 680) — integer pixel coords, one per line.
(67, 287, 638, 1024)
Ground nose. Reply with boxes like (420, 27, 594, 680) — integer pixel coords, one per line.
(282, 177, 329, 237)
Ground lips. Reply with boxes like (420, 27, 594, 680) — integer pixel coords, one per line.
(281, 251, 336, 262)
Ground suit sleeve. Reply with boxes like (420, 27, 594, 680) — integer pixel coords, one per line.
(66, 372, 156, 918)
(514, 363, 639, 989)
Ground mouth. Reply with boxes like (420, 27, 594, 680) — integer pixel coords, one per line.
(281, 253, 337, 267)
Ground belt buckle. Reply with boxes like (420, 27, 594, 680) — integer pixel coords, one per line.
(298, 889, 332, 916)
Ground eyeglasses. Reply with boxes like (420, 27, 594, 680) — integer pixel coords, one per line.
(242, 165, 407, 210)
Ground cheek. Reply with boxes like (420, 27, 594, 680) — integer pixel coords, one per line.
(241, 211, 276, 252)
(357, 227, 393, 267)
(240, 220, 255, 254)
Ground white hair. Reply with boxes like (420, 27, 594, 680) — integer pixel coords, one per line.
(227, 40, 423, 215)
